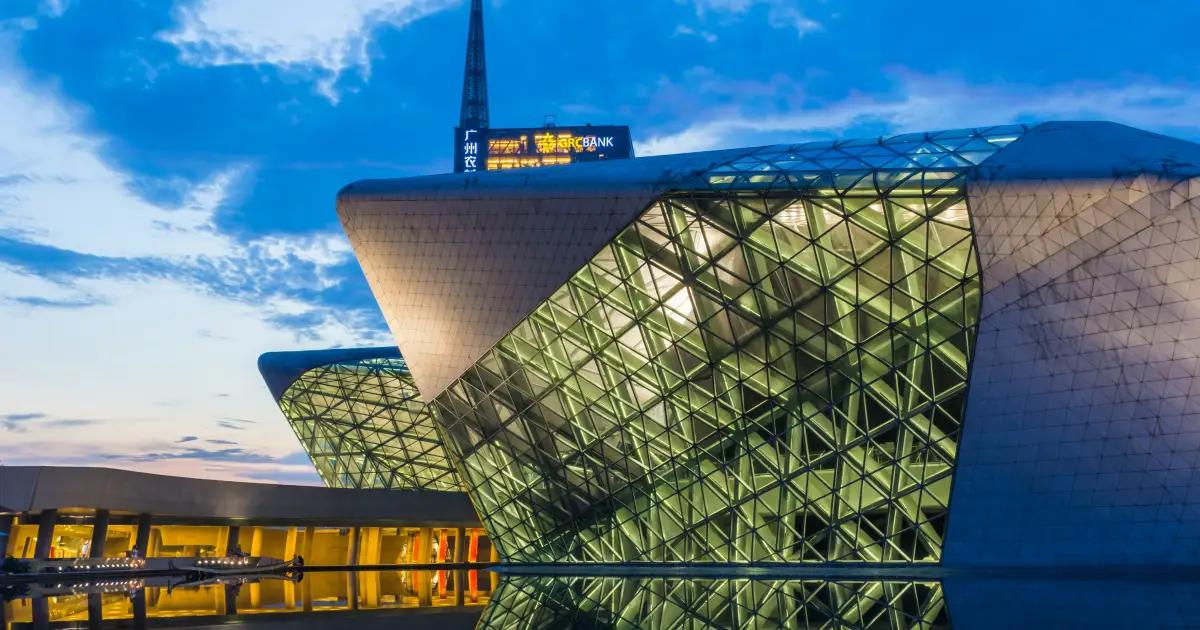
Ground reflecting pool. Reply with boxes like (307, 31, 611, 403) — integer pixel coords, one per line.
(2, 569, 492, 628)
(4, 571, 1200, 629)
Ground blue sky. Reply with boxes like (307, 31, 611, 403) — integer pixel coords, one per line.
(1, 0, 1198, 484)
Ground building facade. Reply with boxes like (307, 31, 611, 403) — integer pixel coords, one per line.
(0, 466, 490, 564)
(259, 347, 461, 492)
(336, 121, 1200, 567)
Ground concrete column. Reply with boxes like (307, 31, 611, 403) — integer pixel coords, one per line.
(361, 570, 380, 607)
(301, 526, 315, 563)
(88, 510, 110, 559)
(224, 583, 239, 615)
(454, 527, 466, 563)
(302, 572, 313, 612)
(363, 527, 381, 565)
(347, 527, 360, 566)
(249, 527, 263, 556)
(32, 594, 49, 630)
(87, 593, 104, 630)
(416, 527, 432, 564)
(345, 571, 359, 610)
(225, 526, 241, 556)
(33, 509, 57, 559)
(416, 570, 431, 606)
(468, 530, 479, 563)
(132, 589, 148, 630)
(489, 543, 499, 563)
(437, 529, 448, 563)
(283, 527, 298, 559)
(215, 527, 230, 558)
(134, 514, 152, 557)
(132, 588, 147, 630)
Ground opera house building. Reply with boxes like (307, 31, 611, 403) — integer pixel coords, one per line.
(268, 121, 1200, 568)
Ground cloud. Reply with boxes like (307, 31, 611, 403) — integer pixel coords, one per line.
(0, 438, 320, 485)
(2, 412, 46, 431)
(9, 295, 107, 308)
(3, 412, 47, 422)
(125, 447, 279, 464)
(685, 0, 820, 37)
(39, 0, 69, 18)
(43, 419, 98, 427)
(158, 0, 458, 102)
(636, 72, 1200, 156)
(673, 25, 717, 43)
(176, 436, 199, 443)
(0, 30, 391, 484)
(217, 420, 249, 431)
(238, 467, 325, 485)
(206, 438, 238, 445)
(0, 413, 96, 432)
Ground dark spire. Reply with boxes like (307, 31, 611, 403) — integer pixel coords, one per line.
(458, 0, 489, 129)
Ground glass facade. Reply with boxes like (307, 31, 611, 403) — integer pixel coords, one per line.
(278, 356, 461, 491)
(432, 127, 1030, 563)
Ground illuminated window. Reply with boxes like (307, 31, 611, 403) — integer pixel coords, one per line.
(488, 137, 525, 155)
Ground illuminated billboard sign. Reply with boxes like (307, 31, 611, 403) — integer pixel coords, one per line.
(454, 126, 634, 173)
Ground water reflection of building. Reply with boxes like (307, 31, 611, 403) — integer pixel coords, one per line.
(0, 466, 494, 564)
(1, 570, 493, 628)
(479, 577, 946, 629)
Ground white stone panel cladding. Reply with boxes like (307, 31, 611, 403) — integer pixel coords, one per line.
(948, 122, 1200, 565)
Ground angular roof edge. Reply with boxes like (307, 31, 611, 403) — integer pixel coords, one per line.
(336, 146, 764, 202)
(975, 121, 1200, 181)
(257, 346, 402, 402)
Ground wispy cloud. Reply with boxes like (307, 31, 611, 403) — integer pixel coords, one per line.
(673, 24, 717, 43)
(3, 412, 46, 421)
(2, 412, 46, 431)
(637, 72, 1200, 156)
(124, 447, 278, 464)
(1, 413, 97, 432)
(8, 295, 107, 309)
(684, 0, 821, 37)
(176, 436, 199, 443)
(0, 28, 390, 484)
(158, 0, 458, 102)
(0, 439, 320, 485)
(45, 419, 97, 427)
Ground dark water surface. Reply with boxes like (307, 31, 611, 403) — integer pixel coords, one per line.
(4, 569, 1200, 628)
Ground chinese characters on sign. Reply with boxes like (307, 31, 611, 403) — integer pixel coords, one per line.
(462, 129, 479, 172)
(454, 126, 633, 173)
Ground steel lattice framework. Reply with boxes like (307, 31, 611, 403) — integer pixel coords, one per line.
(458, 0, 489, 129)
(478, 576, 948, 629)
(279, 356, 462, 491)
(431, 126, 1031, 563)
